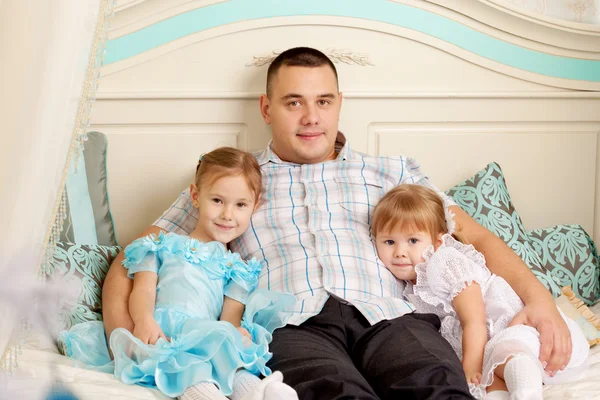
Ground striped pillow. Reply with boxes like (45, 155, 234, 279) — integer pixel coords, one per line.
(59, 131, 117, 246)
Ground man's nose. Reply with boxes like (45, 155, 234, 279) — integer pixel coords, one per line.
(301, 103, 319, 125)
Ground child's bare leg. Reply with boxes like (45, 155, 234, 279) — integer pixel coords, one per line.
(487, 373, 507, 392)
(494, 359, 508, 379)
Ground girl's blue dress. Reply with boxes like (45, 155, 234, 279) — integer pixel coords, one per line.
(58, 232, 296, 397)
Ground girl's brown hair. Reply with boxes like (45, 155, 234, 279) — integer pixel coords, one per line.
(195, 147, 262, 203)
(372, 184, 459, 243)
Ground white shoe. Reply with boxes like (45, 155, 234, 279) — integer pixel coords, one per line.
(241, 371, 298, 400)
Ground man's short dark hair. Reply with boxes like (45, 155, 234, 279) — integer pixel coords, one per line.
(266, 47, 339, 97)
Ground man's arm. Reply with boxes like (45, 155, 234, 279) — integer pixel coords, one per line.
(102, 225, 164, 341)
(451, 205, 571, 375)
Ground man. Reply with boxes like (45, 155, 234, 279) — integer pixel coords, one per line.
(103, 47, 572, 399)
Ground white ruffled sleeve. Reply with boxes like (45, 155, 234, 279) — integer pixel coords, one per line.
(414, 234, 490, 314)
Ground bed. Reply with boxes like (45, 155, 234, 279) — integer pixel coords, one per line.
(8, 0, 600, 398)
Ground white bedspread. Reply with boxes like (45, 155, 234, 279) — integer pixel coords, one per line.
(5, 304, 600, 400)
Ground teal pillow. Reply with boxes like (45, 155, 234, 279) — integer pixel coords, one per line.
(446, 162, 562, 297)
(529, 224, 600, 305)
(59, 131, 117, 246)
(44, 242, 122, 329)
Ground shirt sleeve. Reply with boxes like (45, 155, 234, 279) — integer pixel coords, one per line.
(400, 156, 456, 207)
(153, 188, 199, 235)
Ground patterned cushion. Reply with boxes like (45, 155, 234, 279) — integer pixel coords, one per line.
(446, 162, 562, 297)
(44, 242, 122, 329)
(529, 224, 600, 305)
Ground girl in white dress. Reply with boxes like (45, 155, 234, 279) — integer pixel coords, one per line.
(371, 184, 589, 400)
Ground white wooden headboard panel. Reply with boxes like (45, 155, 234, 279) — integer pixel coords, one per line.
(91, 3, 600, 245)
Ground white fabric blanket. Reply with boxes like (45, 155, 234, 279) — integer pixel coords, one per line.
(5, 303, 600, 400)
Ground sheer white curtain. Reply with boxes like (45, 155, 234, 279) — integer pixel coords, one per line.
(0, 0, 104, 368)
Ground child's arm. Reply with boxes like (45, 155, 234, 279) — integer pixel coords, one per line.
(220, 255, 262, 341)
(129, 271, 168, 345)
(452, 282, 487, 384)
(220, 296, 251, 339)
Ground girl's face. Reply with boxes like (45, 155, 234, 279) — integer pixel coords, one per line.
(375, 228, 442, 282)
(190, 174, 257, 245)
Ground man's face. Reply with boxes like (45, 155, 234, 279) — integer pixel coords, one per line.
(260, 65, 342, 164)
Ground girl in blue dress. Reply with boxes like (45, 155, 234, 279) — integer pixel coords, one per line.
(58, 147, 297, 400)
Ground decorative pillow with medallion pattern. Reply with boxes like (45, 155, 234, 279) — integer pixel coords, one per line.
(44, 242, 122, 329)
(446, 162, 563, 297)
(529, 224, 600, 305)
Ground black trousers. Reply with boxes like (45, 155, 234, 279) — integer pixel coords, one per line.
(267, 297, 473, 400)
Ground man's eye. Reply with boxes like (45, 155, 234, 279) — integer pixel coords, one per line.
(318, 100, 330, 106)
(288, 101, 300, 107)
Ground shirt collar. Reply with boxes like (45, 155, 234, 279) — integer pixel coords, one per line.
(256, 131, 351, 166)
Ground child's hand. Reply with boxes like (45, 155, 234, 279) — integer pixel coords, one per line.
(133, 316, 169, 345)
(237, 326, 252, 341)
(465, 371, 482, 385)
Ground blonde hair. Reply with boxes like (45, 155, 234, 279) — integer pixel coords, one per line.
(372, 184, 461, 243)
(195, 147, 262, 203)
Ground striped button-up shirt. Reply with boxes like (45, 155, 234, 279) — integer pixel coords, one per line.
(154, 133, 453, 325)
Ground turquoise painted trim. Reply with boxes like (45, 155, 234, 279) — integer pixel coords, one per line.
(105, 0, 600, 82)
(66, 155, 99, 245)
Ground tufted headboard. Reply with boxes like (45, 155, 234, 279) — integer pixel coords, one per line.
(90, 0, 600, 245)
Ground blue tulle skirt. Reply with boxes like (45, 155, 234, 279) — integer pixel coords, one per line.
(58, 289, 295, 397)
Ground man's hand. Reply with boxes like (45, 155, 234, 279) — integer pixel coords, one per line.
(133, 316, 169, 345)
(509, 301, 572, 376)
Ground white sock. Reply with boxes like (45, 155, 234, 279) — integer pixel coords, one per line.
(239, 371, 299, 400)
(178, 382, 228, 400)
(486, 390, 509, 400)
(504, 356, 543, 400)
(230, 370, 261, 400)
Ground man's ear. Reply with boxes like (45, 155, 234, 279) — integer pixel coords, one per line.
(259, 94, 271, 124)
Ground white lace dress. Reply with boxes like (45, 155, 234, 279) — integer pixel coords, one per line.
(403, 234, 589, 399)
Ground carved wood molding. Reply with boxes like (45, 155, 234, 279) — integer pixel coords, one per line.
(247, 48, 374, 67)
